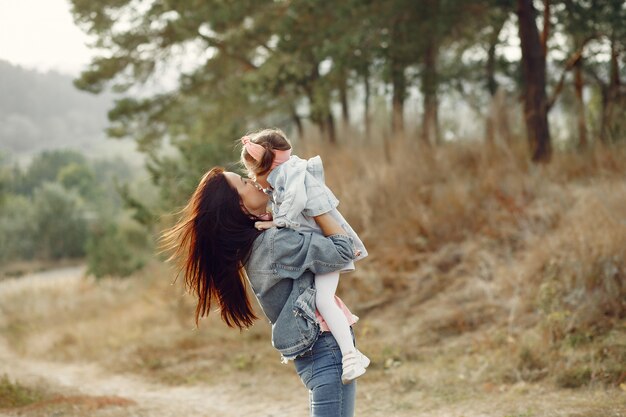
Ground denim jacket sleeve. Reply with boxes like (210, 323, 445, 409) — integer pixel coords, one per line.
(271, 228, 356, 279)
(271, 157, 308, 229)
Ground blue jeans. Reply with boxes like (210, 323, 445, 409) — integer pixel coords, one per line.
(293, 331, 356, 417)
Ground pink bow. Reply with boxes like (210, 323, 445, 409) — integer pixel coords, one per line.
(241, 136, 292, 169)
(241, 136, 266, 162)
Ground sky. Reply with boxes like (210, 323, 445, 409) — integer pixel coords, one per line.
(0, 0, 93, 75)
(0, 0, 526, 79)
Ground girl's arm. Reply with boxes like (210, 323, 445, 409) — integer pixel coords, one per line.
(313, 212, 345, 236)
(314, 213, 362, 257)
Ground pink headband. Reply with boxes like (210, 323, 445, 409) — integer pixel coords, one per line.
(241, 136, 291, 169)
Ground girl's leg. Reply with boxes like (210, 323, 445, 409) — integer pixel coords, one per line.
(315, 271, 355, 356)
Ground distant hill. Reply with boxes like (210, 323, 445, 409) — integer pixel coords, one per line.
(0, 60, 138, 163)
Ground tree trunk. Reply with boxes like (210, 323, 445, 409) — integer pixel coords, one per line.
(338, 67, 350, 128)
(391, 58, 406, 138)
(573, 59, 587, 149)
(495, 88, 513, 144)
(422, 40, 439, 145)
(363, 68, 371, 142)
(485, 15, 506, 145)
(541, 0, 550, 57)
(303, 87, 323, 140)
(290, 104, 304, 139)
(485, 39, 498, 144)
(325, 110, 337, 143)
(517, 0, 552, 162)
(601, 33, 622, 143)
(303, 61, 336, 143)
(598, 84, 609, 144)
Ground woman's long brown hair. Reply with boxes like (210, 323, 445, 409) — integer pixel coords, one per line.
(161, 167, 261, 330)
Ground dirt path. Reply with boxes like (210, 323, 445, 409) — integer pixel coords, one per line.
(1, 268, 624, 417)
(0, 267, 301, 417)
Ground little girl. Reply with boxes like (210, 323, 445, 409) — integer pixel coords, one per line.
(240, 128, 370, 384)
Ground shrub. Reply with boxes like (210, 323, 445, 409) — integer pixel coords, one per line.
(86, 220, 149, 278)
(57, 162, 97, 199)
(32, 182, 87, 259)
(556, 366, 592, 388)
(0, 194, 37, 262)
(0, 374, 45, 408)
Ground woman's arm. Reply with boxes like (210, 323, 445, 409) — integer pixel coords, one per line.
(270, 227, 355, 279)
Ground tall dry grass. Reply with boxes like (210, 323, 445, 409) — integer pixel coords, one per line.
(299, 135, 626, 386)
(2, 134, 625, 397)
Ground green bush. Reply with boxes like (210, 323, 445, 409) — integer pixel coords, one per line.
(0, 374, 45, 408)
(86, 220, 149, 278)
(14, 150, 86, 195)
(32, 182, 87, 259)
(57, 162, 96, 198)
(0, 194, 37, 262)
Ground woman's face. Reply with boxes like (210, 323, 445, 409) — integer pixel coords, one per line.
(224, 172, 269, 215)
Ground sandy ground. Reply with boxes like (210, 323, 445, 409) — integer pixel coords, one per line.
(1, 267, 625, 417)
(0, 267, 306, 417)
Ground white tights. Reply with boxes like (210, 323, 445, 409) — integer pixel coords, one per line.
(315, 271, 355, 357)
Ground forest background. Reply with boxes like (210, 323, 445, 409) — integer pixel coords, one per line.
(0, 0, 625, 416)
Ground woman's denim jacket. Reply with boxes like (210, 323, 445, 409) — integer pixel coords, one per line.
(244, 227, 356, 361)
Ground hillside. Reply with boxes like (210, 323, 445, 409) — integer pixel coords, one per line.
(0, 60, 136, 161)
(0, 140, 624, 416)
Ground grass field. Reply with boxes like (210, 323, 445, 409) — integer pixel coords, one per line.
(1, 139, 625, 416)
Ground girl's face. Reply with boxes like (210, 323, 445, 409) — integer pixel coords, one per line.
(224, 172, 268, 215)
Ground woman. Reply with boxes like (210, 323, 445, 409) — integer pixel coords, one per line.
(163, 167, 359, 417)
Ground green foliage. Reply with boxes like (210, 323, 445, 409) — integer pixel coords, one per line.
(57, 162, 97, 198)
(86, 220, 149, 278)
(0, 374, 45, 409)
(32, 182, 88, 259)
(537, 257, 625, 344)
(0, 147, 150, 267)
(14, 150, 87, 195)
(515, 346, 548, 382)
(0, 153, 8, 208)
(0, 194, 37, 262)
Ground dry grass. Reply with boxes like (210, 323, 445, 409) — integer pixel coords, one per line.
(0, 374, 46, 408)
(1, 138, 626, 415)
(303, 137, 626, 387)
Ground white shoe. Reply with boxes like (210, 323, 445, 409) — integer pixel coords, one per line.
(342, 351, 367, 384)
(358, 350, 370, 369)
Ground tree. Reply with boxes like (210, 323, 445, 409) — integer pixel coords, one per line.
(556, 0, 597, 148)
(57, 162, 97, 198)
(32, 182, 87, 259)
(482, 2, 515, 145)
(86, 220, 148, 278)
(517, 0, 552, 162)
(591, 0, 626, 143)
(0, 195, 36, 262)
(16, 150, 87, 195)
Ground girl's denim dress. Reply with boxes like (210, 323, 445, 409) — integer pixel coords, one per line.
(266, 155, 368, 263)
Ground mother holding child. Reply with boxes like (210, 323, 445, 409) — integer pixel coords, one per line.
(164, 128, 369, 417)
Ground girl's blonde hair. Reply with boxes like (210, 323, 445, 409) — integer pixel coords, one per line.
(240, 128, 291, 177)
